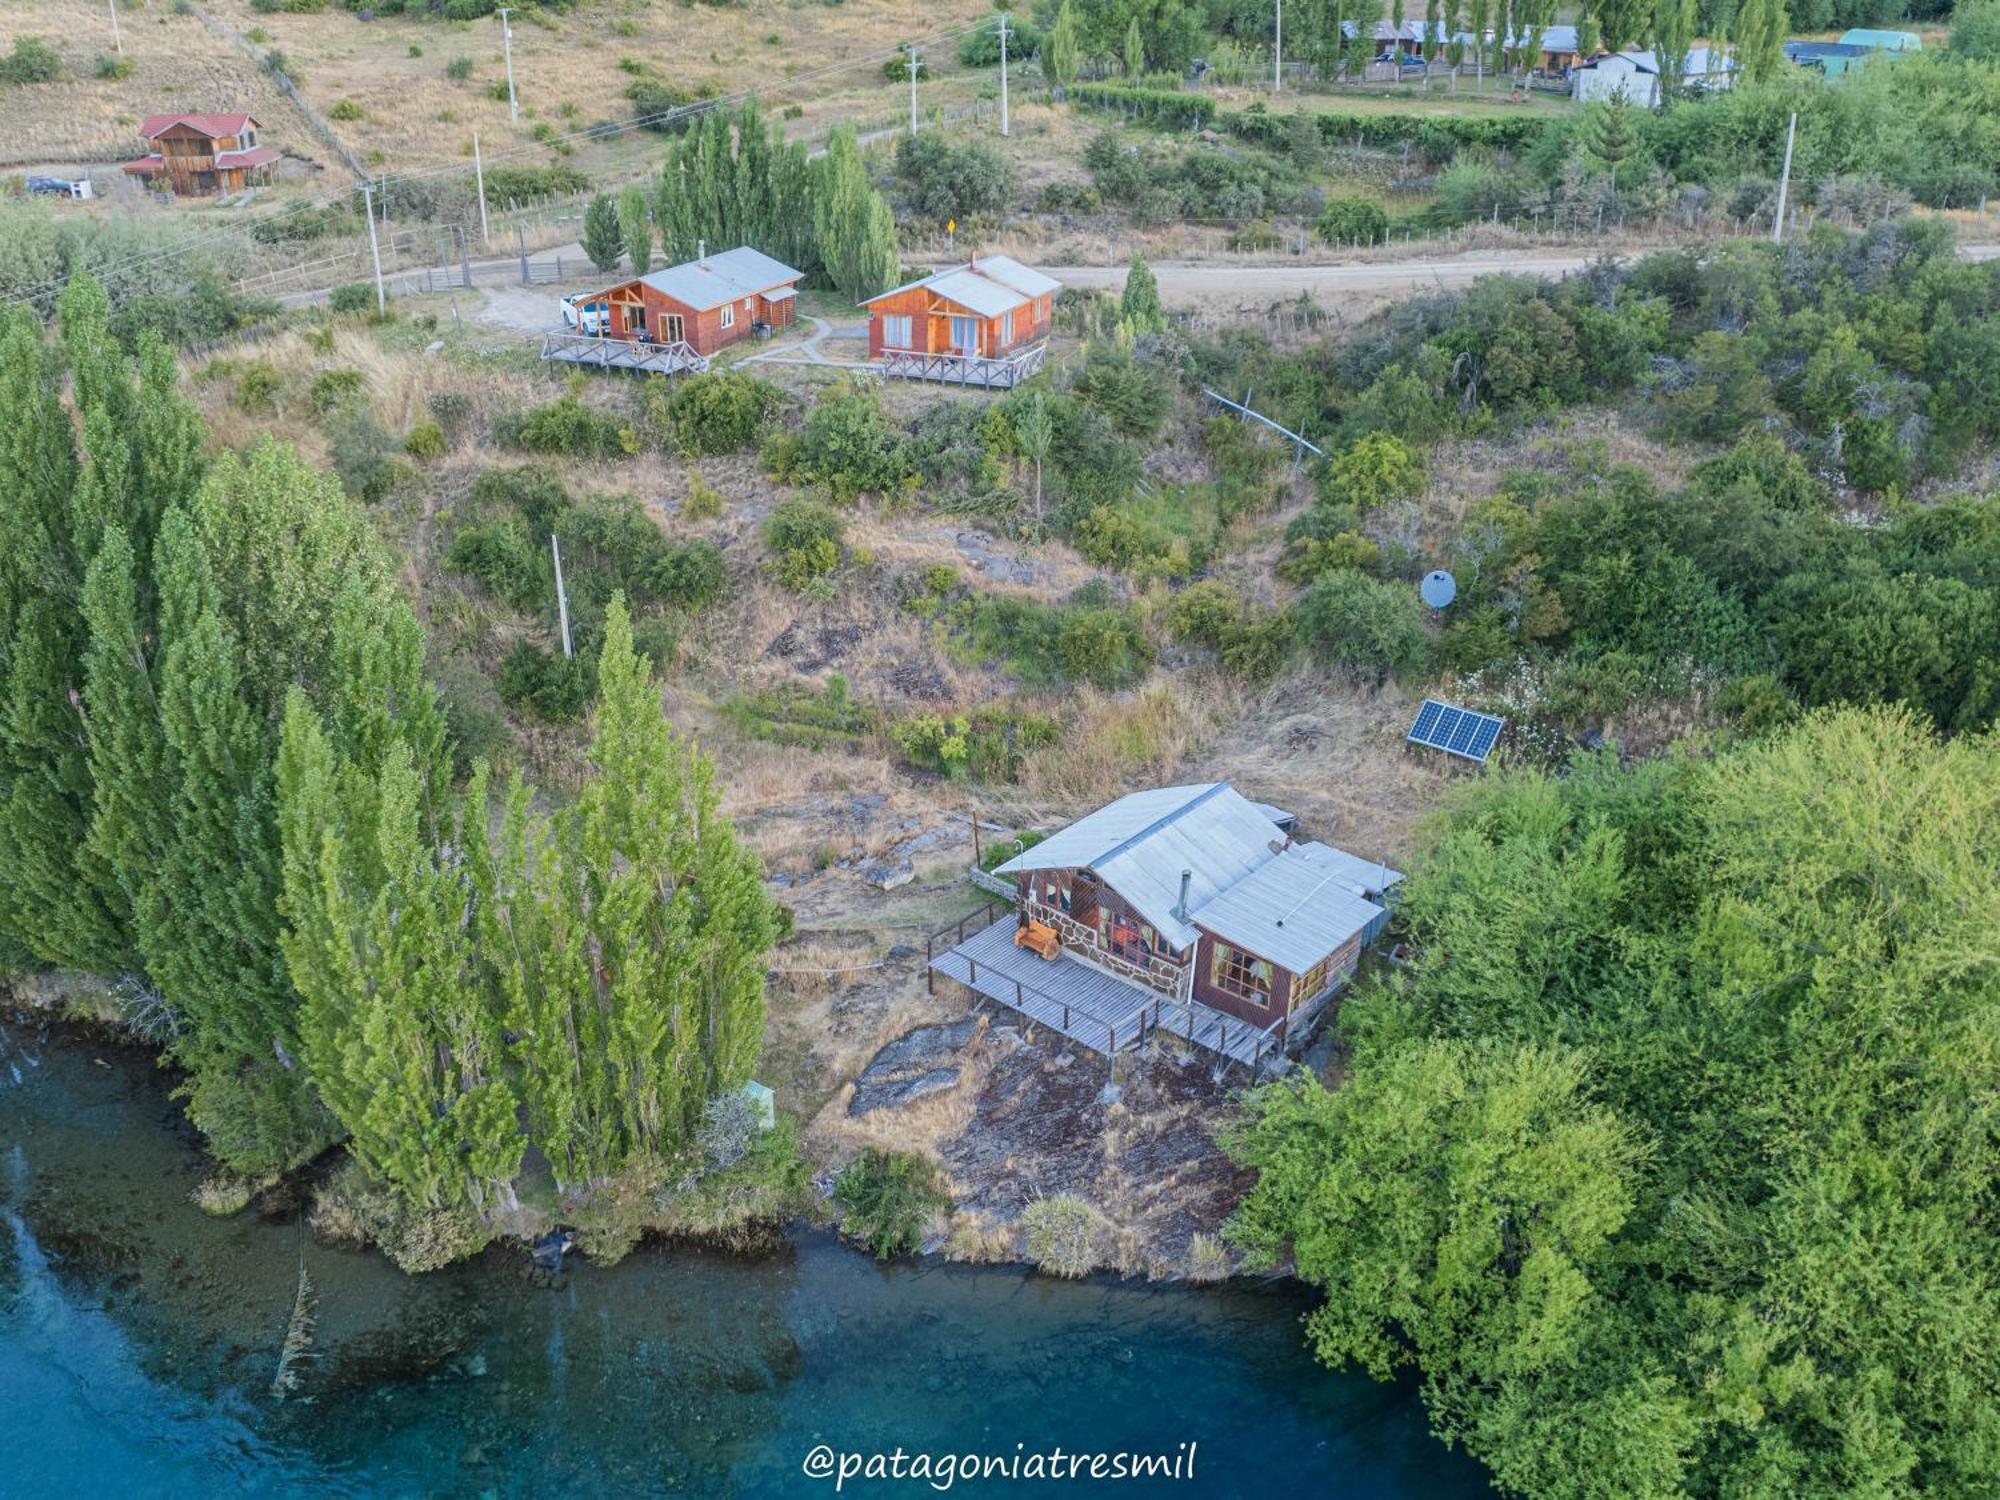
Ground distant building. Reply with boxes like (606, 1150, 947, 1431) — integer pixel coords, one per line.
(576, 245, 802, 357)
(863, 255, 1058, 389)
(1785, 39, 1877, 77)
(1573, 47, 1736, 106)
(1837, 27, 1921, 52)
(122, 113, 278, 195)
(927, 783, 1402, 1071)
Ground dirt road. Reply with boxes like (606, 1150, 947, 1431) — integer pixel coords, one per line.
(323, 240, 2000, 329)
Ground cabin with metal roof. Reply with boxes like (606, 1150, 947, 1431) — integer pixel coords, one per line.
(122, 113, 279, 196)
(553, 246, 803, 371)
(862, 256, 1059, 390)
(925, 783, 1400, 1072)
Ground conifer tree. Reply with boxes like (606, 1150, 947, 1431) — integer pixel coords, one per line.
(619, 184, 654, 278)
(1045, 0, 1080, 94)
(1119, 253, 1168, 333)
(1123, 15, 1146, 76)
(815, 126, 900, 303)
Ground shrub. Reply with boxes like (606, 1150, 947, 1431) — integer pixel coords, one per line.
(644, 540, 725, 611)
(1070, 83, 1215, 130)
(833, 1149, 952, 1260)
(647, 370, 781, 456)
(403, 418, 447, 460)
(1071, 346, 1170, 439)
(329, 98, 364, 122)
(1022, 1194, 1101, 1278)
(497, 640, 589, 721)
(681, 469, 725, 520)
(326, 406, 400, 501)
(1277, 530, 1382, 585)
(1317, 196, 1388, 247)
(1054, 606, 1153, 689)
(894, 132, 1016, 222)
(0, 36, 63, 84)
(235, 361, 285, 414)
(94, 52, 134, 80)
(763, 498, 845, 591)
(446, 55, 474, 81)
(327, 282, 378, 316)
(471, 463, 570, 529)
(508, 394, 632, 459)
(1294, 570, 1430, 679)
(1318, 433, 1424, 511)
(775, 386, 910, 502)
(892, 713, 973, 777)
(448, 520, 544, 608)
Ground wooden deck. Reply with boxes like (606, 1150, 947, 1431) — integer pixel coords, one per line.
(539, 331, 709, 375)
(877, 343, 1047, 390)
(927, 915, 1289, 1072)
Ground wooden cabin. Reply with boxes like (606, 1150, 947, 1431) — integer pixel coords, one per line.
(122, 113, 279, 196)
(863, 256, 1058, 387)
(578, 246, 802, 358)
(928, 783, 1400, 1070)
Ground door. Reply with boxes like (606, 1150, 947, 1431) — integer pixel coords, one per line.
(663, 313, 684, 345)
(950, 315, 979, 358)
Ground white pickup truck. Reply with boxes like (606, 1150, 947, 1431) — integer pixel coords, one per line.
(559, 294, 609, 335)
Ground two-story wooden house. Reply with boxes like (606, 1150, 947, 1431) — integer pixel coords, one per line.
(122, 113, 280, 196)
(927, 783, 1400, 1072)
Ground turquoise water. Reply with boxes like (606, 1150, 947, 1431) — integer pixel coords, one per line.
(0, 1014, 1490, 1498)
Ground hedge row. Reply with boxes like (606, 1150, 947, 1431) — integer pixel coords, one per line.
(1071, 83, 1218, 131)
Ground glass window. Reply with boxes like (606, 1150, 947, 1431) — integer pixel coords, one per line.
(1001, 310, 1015, 346)
(720, 304, 735, 329)
(883, 314, 913, 348)
(1211, 943, 1273, 1004)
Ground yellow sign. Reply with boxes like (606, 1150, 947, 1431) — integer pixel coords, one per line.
(947, 219, 956, 233)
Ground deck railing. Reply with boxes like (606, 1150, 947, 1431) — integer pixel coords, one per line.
(876, 342, 1048, 390)
(538, 332, 709, 374)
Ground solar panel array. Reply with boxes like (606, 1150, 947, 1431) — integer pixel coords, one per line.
(1408, 699, 1504, 763)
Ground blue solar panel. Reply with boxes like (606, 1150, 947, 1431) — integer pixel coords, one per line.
(1407, 698, 1504, 763)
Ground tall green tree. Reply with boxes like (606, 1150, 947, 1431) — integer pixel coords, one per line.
(1045, 0, 1081, 93)
(814, 126, 899, 303)
(1735, 0, 1785, 81)
(619, 184, 653, 278)
(1119, 252, 1167, 332)
(1123, 14, 1146, 75)
(582, 193, 624, 273)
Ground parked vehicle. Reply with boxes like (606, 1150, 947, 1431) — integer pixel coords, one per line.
(560, 294, 608, 335)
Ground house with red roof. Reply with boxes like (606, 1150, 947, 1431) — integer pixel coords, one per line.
(123, 113, 279, 196)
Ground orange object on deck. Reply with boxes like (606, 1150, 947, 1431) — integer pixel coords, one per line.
(1014, 920, 1061, 961)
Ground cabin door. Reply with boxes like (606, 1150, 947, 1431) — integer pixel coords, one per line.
(949, 315, 979, 358)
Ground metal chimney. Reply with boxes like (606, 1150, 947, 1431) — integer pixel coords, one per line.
(1174, 868, 1192, 922)
(697, 238, 706, 261)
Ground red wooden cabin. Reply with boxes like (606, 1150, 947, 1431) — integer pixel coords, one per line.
(863, 256, 1059, 362)
(579, 246, 802, 357)
(123, 113, 280, 196)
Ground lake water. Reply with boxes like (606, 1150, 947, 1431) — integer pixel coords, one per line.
(0, 1012, 1490, 1498)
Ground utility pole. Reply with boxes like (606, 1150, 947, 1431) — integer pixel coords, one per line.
(552, 535, 573, 659)
(998, 14, 1011, 138)
(473, 130, 490, 243)
(498, 7, 519, 124)
(108, 0, 122, 54)
(362, 180, 386, 315)
(1274, 0, 1282, 91)
(906, 44, 922, 133)
(1771, 110, 1797, 245)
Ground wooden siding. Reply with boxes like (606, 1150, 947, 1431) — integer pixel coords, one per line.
(868, 289, 1052, 360)
(597, 280, 797, 356)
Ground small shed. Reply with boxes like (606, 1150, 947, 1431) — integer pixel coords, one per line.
(1838, 27, 1921, 51)
(580, 246, 802, 357)
(1573, 47, 1734, 107)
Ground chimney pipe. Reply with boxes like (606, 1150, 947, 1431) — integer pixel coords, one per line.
(1174, 868, 1192, 922)
(697, 238, 706, 261)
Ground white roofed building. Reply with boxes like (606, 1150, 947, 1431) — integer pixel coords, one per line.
(863, 255, 1060, 390)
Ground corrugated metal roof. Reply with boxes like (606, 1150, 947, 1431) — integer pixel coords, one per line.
(1190, 844, 1386, 974)
(1838, 27, 1921, 49)
(615, 246, 803, 312)
(973, 255, 1060, 299)
(923, 268, 1030, 319)
(996, 784, 1289, 950)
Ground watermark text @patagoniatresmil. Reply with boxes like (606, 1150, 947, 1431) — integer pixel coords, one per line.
(800, 1441, 1199, 1491)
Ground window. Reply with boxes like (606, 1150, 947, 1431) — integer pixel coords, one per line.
(950, 315, 979, 356)
(882, 314, 913, 349)
(1040, 876, 1070, 914)
(663, 313, 683, 343)
(1297, 953, 1334, 1003)
(720, 304, 735, 330)
(1000, 309, 1015, 346)
(1211, 943, 1273, 1004)
(1105, 918, 1158, 963)
(744, 296, 754, 310)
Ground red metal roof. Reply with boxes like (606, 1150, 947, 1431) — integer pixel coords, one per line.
(122, 156, 167, 175)
(137, 112, 258, 140)
(215, 146, 281, 170)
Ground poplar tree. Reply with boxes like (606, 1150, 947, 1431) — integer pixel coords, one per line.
(815, 126, 900, 303)
(1123, 15, 1146, 76)
(1119, 253, 1167, 333)
(1045, 0, 1080, 94)
(619, 184, 654, 278)
(582, 193, 624, 273)
(1737, 0, 1785, 82)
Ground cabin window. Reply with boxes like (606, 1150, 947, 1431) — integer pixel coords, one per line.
(1040, 876, 1070, 914)
(950, 315, 979, 356)
(1105, 918, 1162, 963)
(1211, 943, 1273, 1004)
(882, 314, 913, 349)
(1297, 952, 1335, 1003)
(1000, 310, 1015, 346)
(662, 313, 683, 343)
(720, 304, 735, 330)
